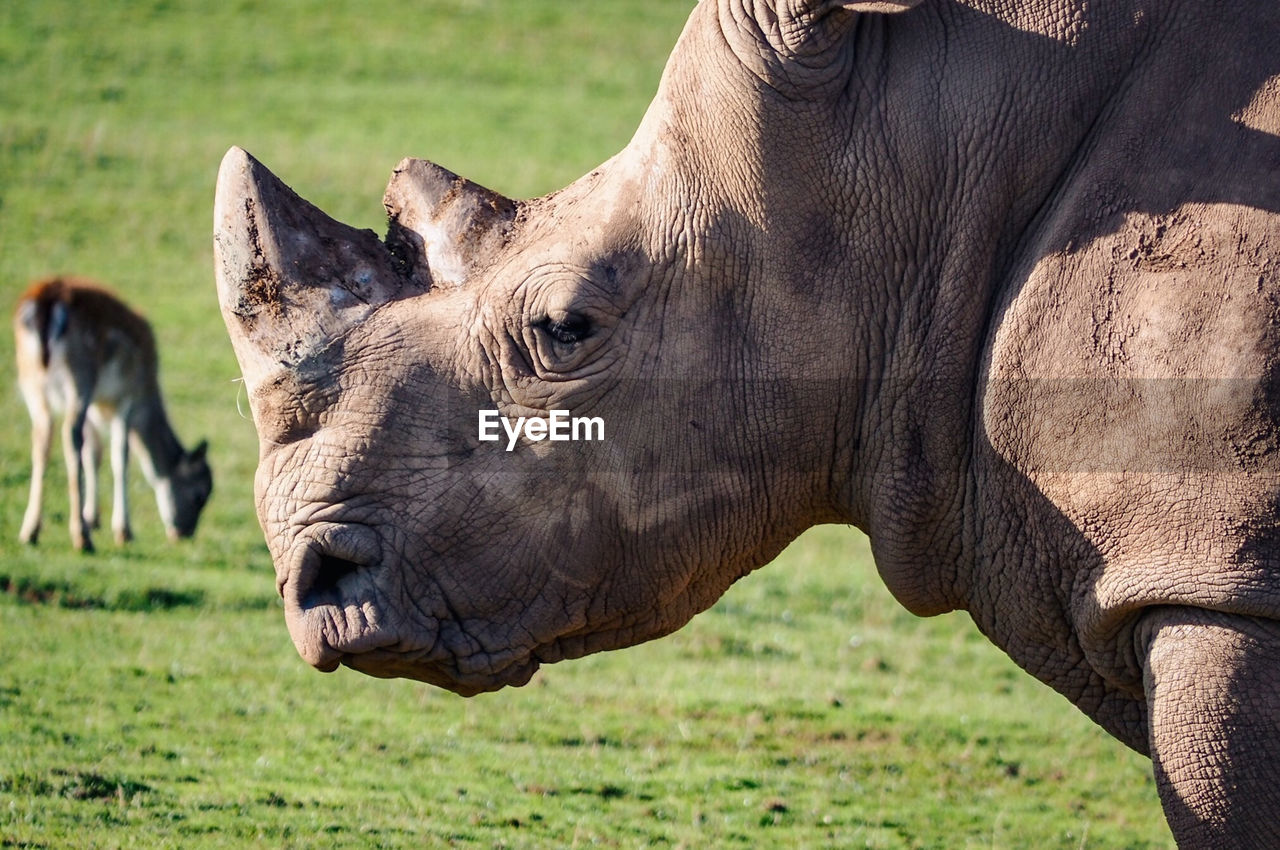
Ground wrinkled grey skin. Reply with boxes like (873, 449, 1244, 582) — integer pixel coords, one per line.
(215, 0, 1280, 844)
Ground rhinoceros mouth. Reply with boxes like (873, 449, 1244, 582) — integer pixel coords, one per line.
(280, 522, 542, 693)
(339, 649, 541, 696)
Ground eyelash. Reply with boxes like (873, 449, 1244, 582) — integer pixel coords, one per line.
(541, 315, 591, 345)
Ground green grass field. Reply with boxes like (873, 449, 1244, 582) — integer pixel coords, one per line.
(0, 1, 1174, 846)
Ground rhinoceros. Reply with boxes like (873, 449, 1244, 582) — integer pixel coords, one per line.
(214, 0, 1280, 844)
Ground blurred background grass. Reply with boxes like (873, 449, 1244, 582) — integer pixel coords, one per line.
(0, 1, 1171, 846)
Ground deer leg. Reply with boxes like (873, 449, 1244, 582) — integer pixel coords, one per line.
(1140, 606, 1280, 849)
(61, 406, 94, 553)
(109, 412, 132, 544)
(18, 386, 51, 545)
(81, 411, 103, 531)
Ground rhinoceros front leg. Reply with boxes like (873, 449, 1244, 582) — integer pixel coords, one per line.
(1141, 607, 1280, 848)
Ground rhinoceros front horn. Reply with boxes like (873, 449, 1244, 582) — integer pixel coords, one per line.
(213, 146, 414, 393)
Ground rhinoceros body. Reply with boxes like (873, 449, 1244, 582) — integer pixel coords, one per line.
(215, 0, 1280, 844)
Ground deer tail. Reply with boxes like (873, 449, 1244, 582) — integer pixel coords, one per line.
(15, 289, 70, 369)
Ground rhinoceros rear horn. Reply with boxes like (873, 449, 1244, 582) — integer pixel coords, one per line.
(214, 146, 414, 391)
(383, 158, 517, 288)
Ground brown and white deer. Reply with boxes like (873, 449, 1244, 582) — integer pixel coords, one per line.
(13, 276, 212, 551)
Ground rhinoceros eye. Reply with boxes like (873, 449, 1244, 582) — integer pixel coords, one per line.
(539, 313, 592, 346)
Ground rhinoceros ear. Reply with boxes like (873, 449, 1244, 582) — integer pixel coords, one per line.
(383, 158, 517, 289)
(214, 146, 413, 392)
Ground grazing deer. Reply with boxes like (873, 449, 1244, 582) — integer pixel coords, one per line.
(13, 276, 212, 552)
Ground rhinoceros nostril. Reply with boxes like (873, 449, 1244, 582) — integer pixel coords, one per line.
(303, 553, 362, 609)
(284, 522, 381, 617)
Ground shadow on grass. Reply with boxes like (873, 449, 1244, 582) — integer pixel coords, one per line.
(1, 770, 152, 801)
(0, 574, 205, 611)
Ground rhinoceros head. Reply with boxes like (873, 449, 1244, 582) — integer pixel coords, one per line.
(215, 0, 920, 694)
